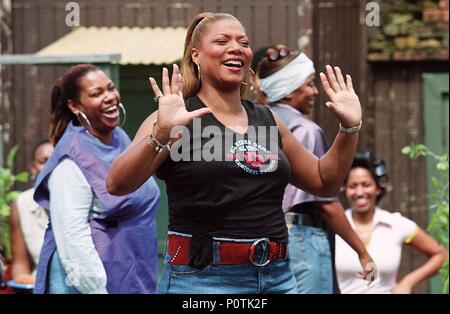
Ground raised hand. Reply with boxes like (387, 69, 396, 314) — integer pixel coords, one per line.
(319, 65, 362, 128)
(149, 64, 211, 137)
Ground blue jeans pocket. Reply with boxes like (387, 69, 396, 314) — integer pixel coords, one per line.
(311, 230, 331, 258)
(170, 264, 214, 276)
(288, 225, 333, 293)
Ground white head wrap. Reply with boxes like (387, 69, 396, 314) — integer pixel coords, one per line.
(259, 53, 315, 103)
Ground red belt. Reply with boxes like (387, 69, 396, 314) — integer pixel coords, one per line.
(167, 234, 288, 266)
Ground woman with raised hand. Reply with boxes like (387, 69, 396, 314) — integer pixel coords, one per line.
(33, 64, 160, 294)
(107, 12, 366, 294)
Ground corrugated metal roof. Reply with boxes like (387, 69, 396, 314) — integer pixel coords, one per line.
(36, 27, 187, 65)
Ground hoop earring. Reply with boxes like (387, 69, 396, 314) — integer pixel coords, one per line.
(76, 111, 92, 132)
(196, 63, 202, 81)
(118, 102, 127, 127)
(241, 68, 255, 86)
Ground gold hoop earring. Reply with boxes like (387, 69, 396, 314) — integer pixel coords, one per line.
(241, 68, 255, 86)
(196, 63, 202, 81)
(76, 111, 92, 132)
(118, 102, 127, 127)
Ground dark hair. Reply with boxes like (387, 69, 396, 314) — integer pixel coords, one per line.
(345, 150, 389, 203)
(49, 64, 100, 145)
(32, 139, 51, 157)
(257, 45, 300, 79)
(251, 45, 276, 73)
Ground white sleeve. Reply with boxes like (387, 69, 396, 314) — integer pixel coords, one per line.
(393, 212, 419, 244)
(48, 158, 108, 294)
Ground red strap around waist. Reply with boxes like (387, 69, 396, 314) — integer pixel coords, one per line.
(167, 234, 287, 265)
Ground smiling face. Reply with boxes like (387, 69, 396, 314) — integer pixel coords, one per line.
(345, 167, 380, 214)
(191, 19, 253, 92)
(68, 70, 121, 142)
(286, 74, 318, 115)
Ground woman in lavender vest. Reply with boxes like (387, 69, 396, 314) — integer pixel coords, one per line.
(33, 64, 160, 294)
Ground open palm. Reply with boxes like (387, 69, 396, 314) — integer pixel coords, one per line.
(149, 64, 210, 133)
(320, 65, 362, 128)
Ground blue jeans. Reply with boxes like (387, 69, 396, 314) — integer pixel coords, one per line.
(47, 251, 80, 294)
(288, 224, 333, 293)
(157, 235, 297, 294)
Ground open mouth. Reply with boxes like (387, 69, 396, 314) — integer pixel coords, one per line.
(353, 197, 369, 207)
(102, 105, 119, 119)
(222, 59, 244, 69)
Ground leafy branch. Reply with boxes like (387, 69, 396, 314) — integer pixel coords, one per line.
(402, 144, 449, 293)
(0, 145, 29, 260)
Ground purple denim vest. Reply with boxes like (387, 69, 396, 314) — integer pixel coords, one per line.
(33, 122, 160, 294)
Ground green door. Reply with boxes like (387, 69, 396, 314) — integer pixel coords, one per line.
(423, 73, 449, 294)
(98, 63, 120, 91)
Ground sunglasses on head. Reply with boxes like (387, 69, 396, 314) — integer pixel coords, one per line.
(266, 46, 290, 62)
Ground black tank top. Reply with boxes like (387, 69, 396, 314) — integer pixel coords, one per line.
(157, 95, 290, 267)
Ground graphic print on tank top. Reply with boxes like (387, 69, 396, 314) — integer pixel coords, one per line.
(226, 138, 280, 175)
(162, 95, 282, 176)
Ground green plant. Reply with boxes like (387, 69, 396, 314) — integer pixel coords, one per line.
(402, 144, 449, 293)
(0, 145, 29, 260)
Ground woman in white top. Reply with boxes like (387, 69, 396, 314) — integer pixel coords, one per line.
(335, 151, 448, 293)
(10, 141, 53, 284)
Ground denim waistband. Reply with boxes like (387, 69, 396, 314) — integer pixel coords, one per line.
(285, 213, 327, 229)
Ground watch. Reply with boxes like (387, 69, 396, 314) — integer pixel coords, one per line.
(339, 120, 362, 134)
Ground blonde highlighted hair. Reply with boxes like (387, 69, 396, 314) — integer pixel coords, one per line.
(181, 12, 251, 97)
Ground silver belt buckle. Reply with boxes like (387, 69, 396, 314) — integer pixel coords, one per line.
(249, 238, 271, 267)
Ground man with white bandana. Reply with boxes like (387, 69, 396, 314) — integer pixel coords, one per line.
(257, 45, 375, 294)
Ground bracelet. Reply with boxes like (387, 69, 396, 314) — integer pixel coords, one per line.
(339, 120, 362, 134)
(146, 121, 171, 153)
